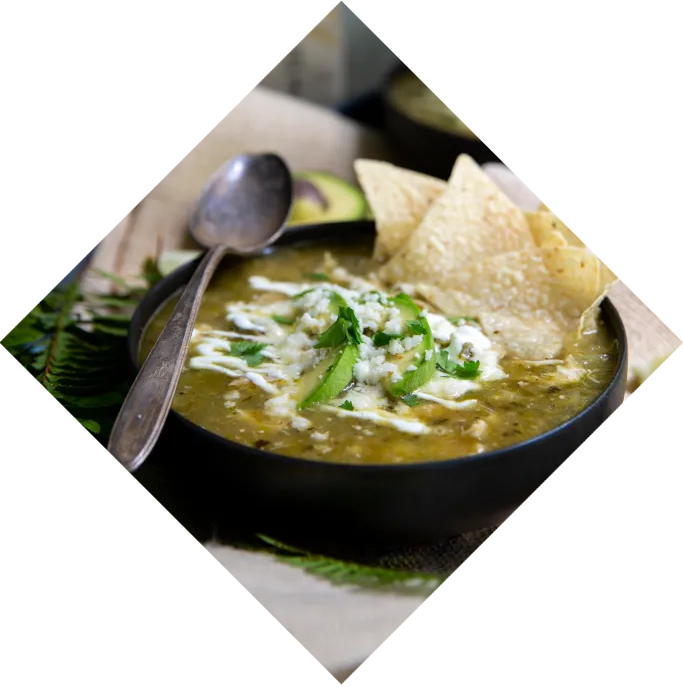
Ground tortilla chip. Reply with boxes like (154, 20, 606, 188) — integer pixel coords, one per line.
(379, 155, 535, 288)
(565, 17, 609, 63)
(579, 246, 633, 332)
(415, 247, 605, 359)
(524, 214, 591, 248)
(354, 160, 447, 263)
(634, 41, 683, 88)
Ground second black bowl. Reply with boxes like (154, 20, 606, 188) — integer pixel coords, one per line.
(382, 37, 683, 206)
(128, 221, 628, 546)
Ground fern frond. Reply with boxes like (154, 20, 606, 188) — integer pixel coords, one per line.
(0, 266, 291, 683)
(256, 535, 444, 595)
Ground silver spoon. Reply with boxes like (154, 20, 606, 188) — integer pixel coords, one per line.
(108, 153, 293, 472)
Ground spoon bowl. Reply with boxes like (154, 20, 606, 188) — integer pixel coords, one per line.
(107, 153, 293, 472)
(190, 153, 293, 251)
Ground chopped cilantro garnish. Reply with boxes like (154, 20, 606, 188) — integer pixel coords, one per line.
(372, 331, 401, 346)
(303, 272, 330, 282)
(436, 350, 481, 379)
(229, 341, 268, 367)
(391, 293, 418, 309)
(313, 306, 361, 349)
(405, 319, 428, 335)
(272, 315, 294, 325)
(402, 394, 422, 407)
(339, 400, 354, 410)
(447, 316, 479, 325)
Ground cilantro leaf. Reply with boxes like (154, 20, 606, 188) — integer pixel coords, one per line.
(402, 394, 422, 407)
(391, 293, 418, 309)
(313, 318, 347, 349)
(313, 306, 361, 349)
(303, 272, 330, 282)
(373, 331, 401, 346)
(339, 400, 354, 410)
(436, 350, 481, 379)
(272, 315, 294, 325)
(405, 319, 428, 335)
(339, 306, 362, 345)
(230, 341, 268, 367)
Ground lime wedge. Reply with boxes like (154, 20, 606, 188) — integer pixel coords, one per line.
(636, 348, 683, 401)
(66, 148, 114, 172)
(157, 250, 202, 277)
(0, 143, 69, 212)
(647, 219, 683, 255)
(32, 169, 111, 214)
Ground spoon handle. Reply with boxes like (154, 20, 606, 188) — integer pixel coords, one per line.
(108, 245, 229, 471)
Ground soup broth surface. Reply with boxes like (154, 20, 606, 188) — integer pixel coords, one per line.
(141, 240, 618, 465)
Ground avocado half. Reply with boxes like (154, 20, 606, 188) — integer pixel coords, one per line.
(289, 171, 369, 226)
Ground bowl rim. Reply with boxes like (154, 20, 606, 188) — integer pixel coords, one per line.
(129, 219, 628, 474)
(379, 34, 683, 156)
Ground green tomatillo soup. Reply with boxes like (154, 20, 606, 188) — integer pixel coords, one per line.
(140, 240, 618, 466)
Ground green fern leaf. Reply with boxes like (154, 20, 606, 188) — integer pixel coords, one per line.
(0, 265, 291, 683)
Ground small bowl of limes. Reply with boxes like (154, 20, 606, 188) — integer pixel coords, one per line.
(0, 143, 114, 254)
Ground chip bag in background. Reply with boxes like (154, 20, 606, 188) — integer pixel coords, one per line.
(27, 0, 346, 153)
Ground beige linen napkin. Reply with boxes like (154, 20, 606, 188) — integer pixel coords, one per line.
(93, 53, 683, 682)
(93, 51, 384, 276)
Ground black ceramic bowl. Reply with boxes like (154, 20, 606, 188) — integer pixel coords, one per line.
(382, 37, 683, 205)
(129, 221, 628, 546)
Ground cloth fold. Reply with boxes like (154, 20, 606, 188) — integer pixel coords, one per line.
(92, 51, 388, 277)
(92, 52, 683, 684)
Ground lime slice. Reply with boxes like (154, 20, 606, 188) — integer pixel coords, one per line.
(32, 169, 111, 214)
(66, 148, 114, 172)
(157, 249, 202, 277)
(647, 219, 683, 255)
(0, 143, 69, 212)
(636, 349, 683, 401)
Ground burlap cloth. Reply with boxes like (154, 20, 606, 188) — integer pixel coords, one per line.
(93, 52, 683, 683)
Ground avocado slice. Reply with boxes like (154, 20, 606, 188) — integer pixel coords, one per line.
(289, 171, 369, 226)
(384, 295, 437, 397)
(297, 344, 359, 409)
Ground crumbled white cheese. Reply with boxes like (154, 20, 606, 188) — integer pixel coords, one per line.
(425, 349, 433, 361)
(388, 338, 405, 355)
(298, 312, 324, 332)
(291, 415, 311, 431)
(384, 317, 402, 336)
(264, 393, 296, 417)
(311, 432, 329, 442)
(403, 334, 424, 351)
(426, 314, 457, 343)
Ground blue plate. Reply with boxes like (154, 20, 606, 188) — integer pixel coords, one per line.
(0, 225, 683, 685)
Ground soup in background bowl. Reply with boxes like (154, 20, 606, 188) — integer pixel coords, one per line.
(381, 18, 683, 202)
